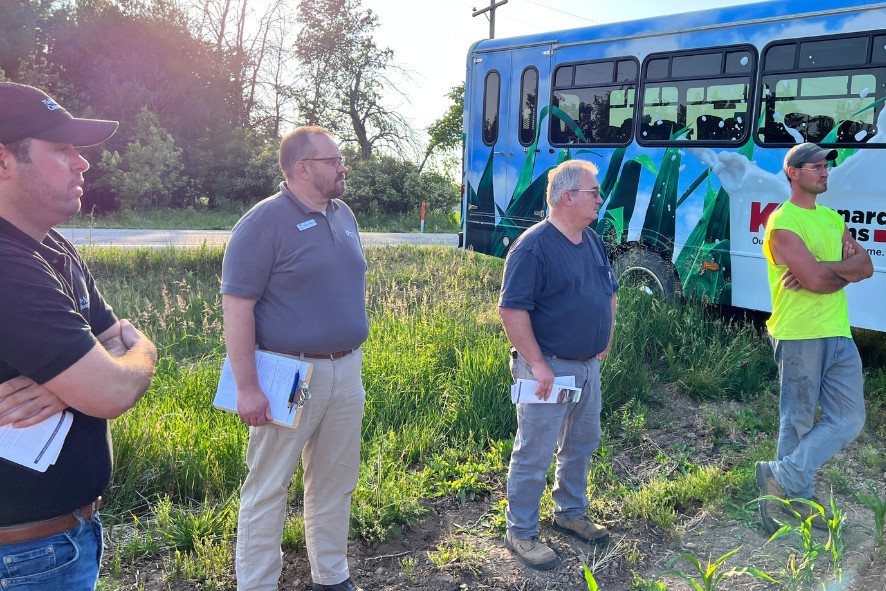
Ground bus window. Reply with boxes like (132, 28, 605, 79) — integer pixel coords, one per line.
(554, 65, 573, 88)
(758, 31, 886, 145)
(483, 70, 501, 146)
(550, 57, 638, 146)
(519, 67, 539, 146)
(639, 45, 755, 145)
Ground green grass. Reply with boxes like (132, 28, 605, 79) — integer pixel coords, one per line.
(79, 245, 886, 584)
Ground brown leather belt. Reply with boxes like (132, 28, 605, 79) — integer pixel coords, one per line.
(0, 498, 101, 545)
(261, 347, 357, 360)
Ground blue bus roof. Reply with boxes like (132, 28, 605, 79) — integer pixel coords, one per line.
(469, 0, 886, 54)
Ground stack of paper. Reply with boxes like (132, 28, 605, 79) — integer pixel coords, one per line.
(510, 377, 583, 404)
(0, 410, 73, 472)
(213, 350, 313, 428)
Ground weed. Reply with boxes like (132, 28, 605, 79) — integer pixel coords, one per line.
(282, 514, 306, 550)
(622, 465, 727, 543)
(119, 514, 164, 559)
(860, 443, 886, 475)
(824, 463, 850, 494)
(399, 556, 416, 586)
(155, 495, 235, 552)
(617, 398, 648, 448)
(856, 480, 886, 558)
(165, 537, 232, 589)
(661, 546, 775, 590)
(427, 537, 485, 574)
(481, 498, 509, 535)
(108, 544, 122, 579)
(629, 572, 667, 590)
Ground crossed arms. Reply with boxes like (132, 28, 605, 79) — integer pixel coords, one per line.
(0, 319, 157, 427)
(770, 227, 873, 293)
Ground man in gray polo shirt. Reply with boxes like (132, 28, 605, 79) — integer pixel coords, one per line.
(221, 126, 369, 591)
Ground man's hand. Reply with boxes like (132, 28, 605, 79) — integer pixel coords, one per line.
(781, 270, 802, 291)
(119, 319, 149, 350)
(842, 240, 856, 260)
(530, 361, 555, 401)
(236, 385, 273, 427)
(0, 375, 66, 428)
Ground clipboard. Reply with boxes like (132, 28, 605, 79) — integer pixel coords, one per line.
(213, 350, 313, 428)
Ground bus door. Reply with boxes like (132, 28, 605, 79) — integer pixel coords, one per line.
(465, 49, 512, 254)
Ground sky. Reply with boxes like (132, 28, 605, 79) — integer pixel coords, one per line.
(363, 0, 758, 134)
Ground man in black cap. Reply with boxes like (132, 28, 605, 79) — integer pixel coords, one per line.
(0, 82, 157, 589)
(756, 142, 873, 535)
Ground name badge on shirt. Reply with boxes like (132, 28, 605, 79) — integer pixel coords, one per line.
(297, 219, 318, 231)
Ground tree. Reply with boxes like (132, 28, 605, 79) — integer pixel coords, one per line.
(419, 83, 464, 174)
(293, 0, 414, 159)
(342, 148, 459, 217)
(95, 107, 185, 210)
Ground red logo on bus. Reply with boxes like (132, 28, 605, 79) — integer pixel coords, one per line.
(750, 202, 779, 233)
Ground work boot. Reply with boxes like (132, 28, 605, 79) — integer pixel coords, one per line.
(504, 531, 558, 570)
(312, 578, 364, 591)
(756, 461, 786, 535)
(781, 496, 833, 531)
(553, 515, 610, 545)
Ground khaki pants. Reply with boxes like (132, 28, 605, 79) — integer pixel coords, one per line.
(236, 349, 365, 590)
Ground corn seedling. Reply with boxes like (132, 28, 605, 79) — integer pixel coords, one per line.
(856, 480, 886, 559)
(823, 492, 847, 581)
(761, 496, 827, 586)
(582, 560, 599, 591)
(661, 546, 775, 591)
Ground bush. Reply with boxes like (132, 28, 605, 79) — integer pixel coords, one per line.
(343, 149, 459, 216)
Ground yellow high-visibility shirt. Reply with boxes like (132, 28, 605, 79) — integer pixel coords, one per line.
(763, 201, 850, 340)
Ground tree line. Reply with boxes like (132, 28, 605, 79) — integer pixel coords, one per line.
(0, 0, 463, 218)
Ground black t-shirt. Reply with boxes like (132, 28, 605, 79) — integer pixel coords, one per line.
(0, 218, 117, 526)
(499, 220, 618, 359)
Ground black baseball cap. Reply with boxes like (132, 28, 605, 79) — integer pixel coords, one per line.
(783, 142, 837, 173)
(0, 82, 118, 147)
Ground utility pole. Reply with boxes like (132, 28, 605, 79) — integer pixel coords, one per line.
(472, 0, 508, 39)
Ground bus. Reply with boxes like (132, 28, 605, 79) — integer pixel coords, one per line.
(461, 0, 886, 332)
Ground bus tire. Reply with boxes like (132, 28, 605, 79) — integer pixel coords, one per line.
(612, 247, 681, 299)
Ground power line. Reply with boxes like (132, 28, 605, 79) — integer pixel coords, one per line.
(521, 0, 601, 25)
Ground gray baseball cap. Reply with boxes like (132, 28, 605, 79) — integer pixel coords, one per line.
(783, 142, 837, 173)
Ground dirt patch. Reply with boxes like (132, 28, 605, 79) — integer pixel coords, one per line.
(107, 390, 886, 591)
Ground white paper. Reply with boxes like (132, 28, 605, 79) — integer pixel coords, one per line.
(213, 350, 312, 428)
(510, 377, 582, 404)
(0, 410, 74, 472)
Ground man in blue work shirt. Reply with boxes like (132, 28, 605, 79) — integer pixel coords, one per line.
(499, 159, 617, 570)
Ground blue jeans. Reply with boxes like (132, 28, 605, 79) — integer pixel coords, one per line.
(506, 353, 602, 539)
(769, 336, 866, 499)
(0, 514, 102, 590)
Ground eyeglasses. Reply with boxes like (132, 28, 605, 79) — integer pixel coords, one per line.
(797, 164, 832, 174)
(569, 188, 601, 198)
(301, 156, 345, 167)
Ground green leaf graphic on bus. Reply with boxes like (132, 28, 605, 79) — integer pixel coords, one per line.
(675, 178, 732, 304)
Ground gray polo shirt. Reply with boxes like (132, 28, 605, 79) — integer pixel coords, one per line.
(221, 183, 369, 353)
